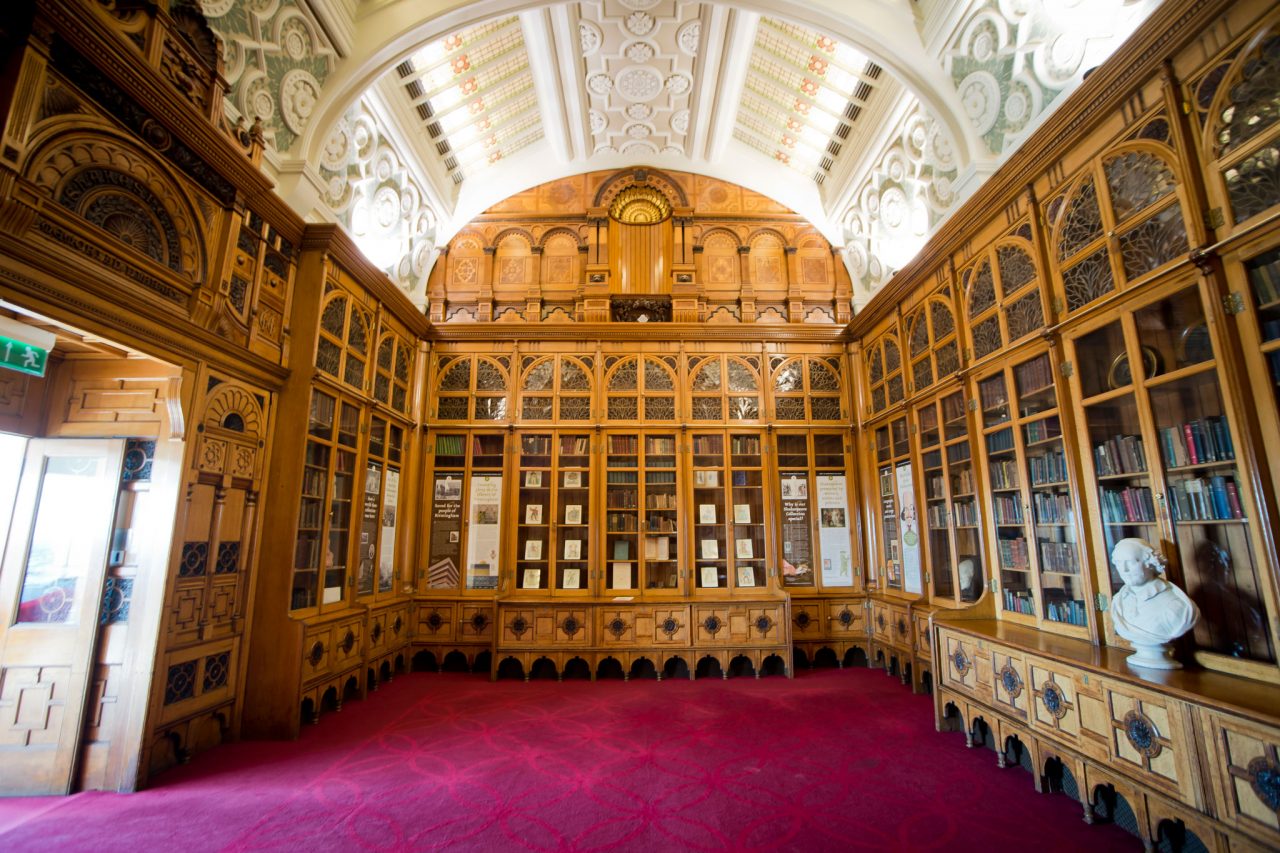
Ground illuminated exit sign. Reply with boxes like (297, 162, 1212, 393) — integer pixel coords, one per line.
(0, 315, 55, 378)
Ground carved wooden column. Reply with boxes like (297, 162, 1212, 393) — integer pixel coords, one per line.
(526, 246, 543, 320)
(428, 245, 448, 323)
(670, 211, 698, 322)
(738, 245, 756, 322)
(582, 210, 611, 322)
(784, 246, 802, 322)
(478, 246, 495, 322)
(832, 247, 852, 324)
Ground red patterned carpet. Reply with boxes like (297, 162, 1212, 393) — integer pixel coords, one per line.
(0, 667, 1136, 852)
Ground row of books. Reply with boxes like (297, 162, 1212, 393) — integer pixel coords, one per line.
(990, 459, 1019, 490)
(953, 500, 979, 526)
(301, 467, 325, 498)
(946, 442, 972, 464)
(1014, 355, 1053, 396)
(987, 429, 1016, 453)
(1038, 541, 1078, 573)
(1046, 599, 1088, 626)
(998, 537, 1029, 570)
(561, 436, 589, 455)
(607, 436, 638, 453)
(1093, 433, 1148, 476)
(1248, 253, 1280, 305)
(1168, 475, 1245, 522)
(950, 468, 975, 495)
(606, 472, 638, 484)
(435, 434, 468, 456)
(692, 435, 724, 454)
(731, 435, 761, 455)
(521, 436, 552, 456)
(645, 517, 677, 532)
(1101, 486, 1157, 523)
(297, 499, 323, 529)
(925, 474, 945, 500)
(993, 495, 1023, 525)
(979, 376, 1009, 412)
(927, 504, 949, 528)
(606, 492, 637, 509)
(646, 471, 677, 484)
(1033, 492, 1073, 525)
(1158, 417, 1235, 467)
(1029, 449, 1068, 485)
(1003, 589, 1035, 615)
(646, 437, 676, 455)
(645, 494, 677, 509)
(1024, 416, 1061, 444)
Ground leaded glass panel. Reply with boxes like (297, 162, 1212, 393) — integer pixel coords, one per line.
(320, 297, 346, 337)
(523, 360, 554, 391)
(810, 397, 842, 420)
(728, 397, 758, 419)
(909, 313, 929, 357)
(1118, 205, 1190, 280)
(347, 310, 368, 354)
(996, 245, 1036, 294)
(439, 360, 471, 392)
(475, 360, 506, 392)
(1005, 291, 1045, 341)
(377, 338, 393, 370)
(776, 398, 806, 420)
(809, 359, 840, 392)
(1104, 151, 1177, 222)
(392, 386, 406, 412)
(644, 396, 675, 420)
(935, 340, 960, 377)
(1225, 145, 1280, 224)
(884, 339, 900, 373)
(972, 315, 1003, 360)
(969, 260, 997, 316)
(316, 338, 341, 377)
(561, 359, 591, 391)
(775, 360, 803, 393)
(374, 374, 390, 403)
(343, 355, 364, 389)
(522, 397, 552, 419)
(644, 359, 674, 391)
(1057, 177, 1104, 261)
(473, 397, 507, 420)
(692, 397, 723, 420)
(913, 358, 933, 392)
(930, 300, 955, 339)
(394, 346, 410, 382)
(1063, 248, 1116, 312)
(887, 374, 904, 404)
(727, 360, 756, 391)
(692, 361, 722, 391)
(871, 385, 886, 412)
(609, 359, 638, 391)
(607, 396, 637, 419)
(1215, 35, 1280, 156)
(437, 397, 468, 419)
(559, 397, 590, 420)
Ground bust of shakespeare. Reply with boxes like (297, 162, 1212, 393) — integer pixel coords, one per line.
(1110, 538, 1199, 669)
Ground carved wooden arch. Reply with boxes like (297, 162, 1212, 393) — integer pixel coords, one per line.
(926, 294, 957, 343)
(747, 227, 790, 250)
(473, 355, 510, 392)
(593, 167, 688, 210)
(318, 291, 349, 337)
(961, 250, 999, 321)
(24, 126, 207, 281)
(536, 226, 586, 250)
(449, 230, 486, 252)
(808, 356, 844, 394)
(770, 355, 804, 393)
(696, 226, 742, 249)
(905, 307, 929, 359)
(435, 354, 473, 392)
(519, 355, 556, 391)
(1094, 140, 1188, 228)
(491, 227, 534, 250)
(202, 381, 265, 438)
(794, 230, 829, 249)
(605, 355, 639, 391)
(727, 355, 761, 390)
(1201, 13, 1280, 163)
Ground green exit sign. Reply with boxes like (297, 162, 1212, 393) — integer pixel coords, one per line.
(0, 336, 47, 377)
(0, 314, 55, 378)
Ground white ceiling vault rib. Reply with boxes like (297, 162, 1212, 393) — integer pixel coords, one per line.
(518, 8, 572, 164)
(700, 6, 752, 164)
(550, 3, 591, 162)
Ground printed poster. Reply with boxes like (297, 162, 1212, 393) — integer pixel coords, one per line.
(465, 475, 503, 590)
(356, 463, 381, 596)
(378, 468, 398, 592)
(896, 461, 922, 594)
(780, 474, 813, 587)
(817, 474, 853, 586)
(427, 473, 463, 588)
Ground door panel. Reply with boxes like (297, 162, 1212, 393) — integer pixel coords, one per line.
(0, 439, 123, 795)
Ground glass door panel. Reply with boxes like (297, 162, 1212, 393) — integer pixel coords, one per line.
(605, 433, 639, 593)
(555, 434, 590, 593)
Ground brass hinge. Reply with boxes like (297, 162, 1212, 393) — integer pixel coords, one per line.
(988, 578, 998, 592)
(1223, 292, 1246, 315)
(1095, 593, 1109, 612)
(967, 399, 978, 412)
(1060, 361, 1074, 378)
(909, 423, 918, 435)
(1206, 207, 1225, 229)
(1052, 297, 1065, 315)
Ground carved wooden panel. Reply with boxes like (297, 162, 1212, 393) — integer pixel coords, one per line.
(63, 378, 168, 426)
(939, 630, 981, 697)
(330, 621, 363, 671)
(459, 604, 495, 641)
(1203, 709, 1280, 837)
(1104, 683, 1190, 799)
(301, 626, 332, 681)
(415, 602, 456, 641)
(0, 665, 68, 747)
(988, 649, 1029, 721)
(168, 585, 204, 637)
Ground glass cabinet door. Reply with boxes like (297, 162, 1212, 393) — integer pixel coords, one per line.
(978, 370, 1033, 619)
(605, 434, 639, 594)
(516, 435, 552, 592)
(425, 432, 466, 592)
(918, 401, 952, 600)
(292, 389, 334, 610)
(729, 433, 767, 590)
(691, 433, 727, 590)
(464, 434, 505, 592)
(942, 391, 984, 603)
(642, 434, 679, 592)
(555, 434, 591, 594)
(776, 434, 815, 588)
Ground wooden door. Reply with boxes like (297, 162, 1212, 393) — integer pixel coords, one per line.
(0, 439, 124, 795)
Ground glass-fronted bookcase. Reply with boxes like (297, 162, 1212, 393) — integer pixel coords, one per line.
(1065, 276, 1275, 668)
(973, 347, 1088, 635)
(423, 431, 507, 595)
(776, 430, 857, 592)
(604, 431, 680, 596)
(513, 432, 592, 596)
(689, 431, 770, 594)
(871, 417, 911, 593)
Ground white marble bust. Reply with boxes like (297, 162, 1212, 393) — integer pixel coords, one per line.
(1110, 538, 1199, 669)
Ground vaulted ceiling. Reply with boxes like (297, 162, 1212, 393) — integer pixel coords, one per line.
(202, 0, 1162, 308)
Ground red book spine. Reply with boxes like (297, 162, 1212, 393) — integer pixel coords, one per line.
(1224, 480, 1244, 519)
(1182, 423, 1199, 465)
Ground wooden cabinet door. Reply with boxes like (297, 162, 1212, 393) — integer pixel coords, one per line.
(0, 439, 123, 795)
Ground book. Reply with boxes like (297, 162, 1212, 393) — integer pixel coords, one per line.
(736, 566, 756, 587)
(700, 538, 719, 559)
(564, 504, 582, 524)
(525, 504, 543, 524)
(562, 568, 581, 589)
(522, 568, 541, 588)
(700, 565, 719, 587)
(613, 539, 630, 560)
(699, 503, 717, 524)
(563, 539, 581, 560)
(733, 504, 752, 524)
(735, 538, 754, 559)
(524, 539, 543, 560)
(563, 471, 581, 488)
(611, 562, 631, 588)
(524, 471, 542, 488)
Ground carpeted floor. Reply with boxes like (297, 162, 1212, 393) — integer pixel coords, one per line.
(0, 667, 1136, 852)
